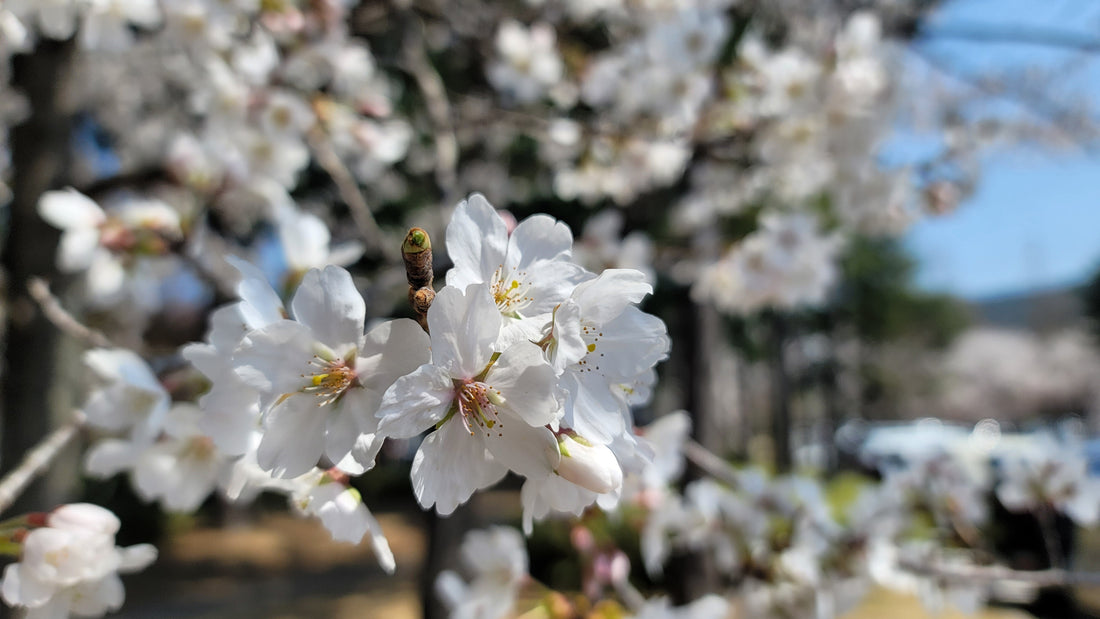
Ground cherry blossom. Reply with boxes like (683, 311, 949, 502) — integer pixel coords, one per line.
(445, 193, 586, 348)
(377, 283, 562, 515)
(234, 265, 430, 478)
(0, 504, 156, 619)
(435, 526, 528, 619)
(291, 470, 395, 573)
(82, 348, 170, 445)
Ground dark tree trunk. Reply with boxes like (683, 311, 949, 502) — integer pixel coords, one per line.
(667, 299, 721, 604)
(420, 502, 474, 619)
(0, 38, 77, 514)
(769, 313, 792, 473)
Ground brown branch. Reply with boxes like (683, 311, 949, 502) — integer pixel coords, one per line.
(27, 278, 113, 348)
(682, 439, 741, 489)
(306, 125, 387, 255)
(402, 18, 459, 199)
(0, 412, 85, 515)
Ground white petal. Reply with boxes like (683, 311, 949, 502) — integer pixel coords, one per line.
(490, 341, 562, 428)
(69, 574, 124, 615)
(435, 570, 467, 609)
(38, 189, 104, 230)
(310, 483, 368, 544)
(376, 365, 454, 439)
(278, 208, 330, 271)
(289, 266, 365, 351)
(548, 301, 584, 373)
(84, 439, 139, 478)
(226, 255, 285, 328)
(572, 268, 652, 324)
(411, 422, 507, 515)
(444, 194, 508, 290)
(256, 397, 327, 478)
(232, 320, 315, 404)
(484, 419, 559, 480)
(323, 401, 359, 466)
(2, 564, 56, 608)
(57, 228, 101, 272)
(427, 284, 501, 378)
(507, 213, 573, 269)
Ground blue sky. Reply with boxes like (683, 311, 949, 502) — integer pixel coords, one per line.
(901, 0, 1100, 299)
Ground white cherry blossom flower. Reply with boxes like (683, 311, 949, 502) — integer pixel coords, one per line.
(377, 283, 562, 515)
(85, 404, 226, 513)
(275, 204, 364, 277)
(435, 526, 527, 619)
(38, 189, 106, 273)
(487, 20, 564, 105)
(81, 0, 162, 52)
(445, 193, 586, 348)
(291, 470, 395, 573)
(182, 256, 284, 456)
(1, 504, 156, 619)
(83, 348, 170, 445)
(234, 265, 429, 478)
(546, 269, 669, 445)
(996, 435, 1100, 526)
(5, 0, 81, 40)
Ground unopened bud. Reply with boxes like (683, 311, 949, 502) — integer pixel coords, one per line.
(47, 503, 120, 536)
(556, 434, 622, 495)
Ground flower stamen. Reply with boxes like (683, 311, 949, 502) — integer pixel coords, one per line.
(455, 380, 507, 438)
(298, 356, 359, 406)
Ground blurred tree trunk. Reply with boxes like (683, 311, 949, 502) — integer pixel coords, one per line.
(769, 313, 792, 473)
(0, 39, 77, 514)
(420, 503, 473, 619)
(735, 357, 751, 460)
(667, 299, 720, 604)
(821, 353, 841, 474)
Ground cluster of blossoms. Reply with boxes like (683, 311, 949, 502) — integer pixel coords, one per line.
(3, 0, 398, 333)
(3, 1, 1093, 618)
(461, 4, 962, 318)
(692, 212, 843, 313)
(66, 194, 668, 587)
(436, 524, 729, 619)
(0, 504, 156, 619)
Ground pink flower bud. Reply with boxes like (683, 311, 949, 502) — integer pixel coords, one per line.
(570, 525, 595, 554)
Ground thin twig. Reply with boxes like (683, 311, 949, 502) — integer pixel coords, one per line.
(27, 278, 113, 348)
(908, 45, 1100, 148)
(899, 556, 1100, 587)
(683, 439, 741, 488)
(0, 412, 85, 515)
(402, 18, 458, 199)
(306, 125, 387, 255)
(1036, 505, 1067, 571)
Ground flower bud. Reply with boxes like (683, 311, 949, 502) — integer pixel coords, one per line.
(555, 434, 622, 494)
(47, 504, 120, 536)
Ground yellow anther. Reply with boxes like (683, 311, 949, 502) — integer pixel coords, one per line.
(312, 374, 329, 386)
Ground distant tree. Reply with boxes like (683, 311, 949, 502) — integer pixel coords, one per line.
(1082, 262, 1100, 345)
(833, 236, 970, 348)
